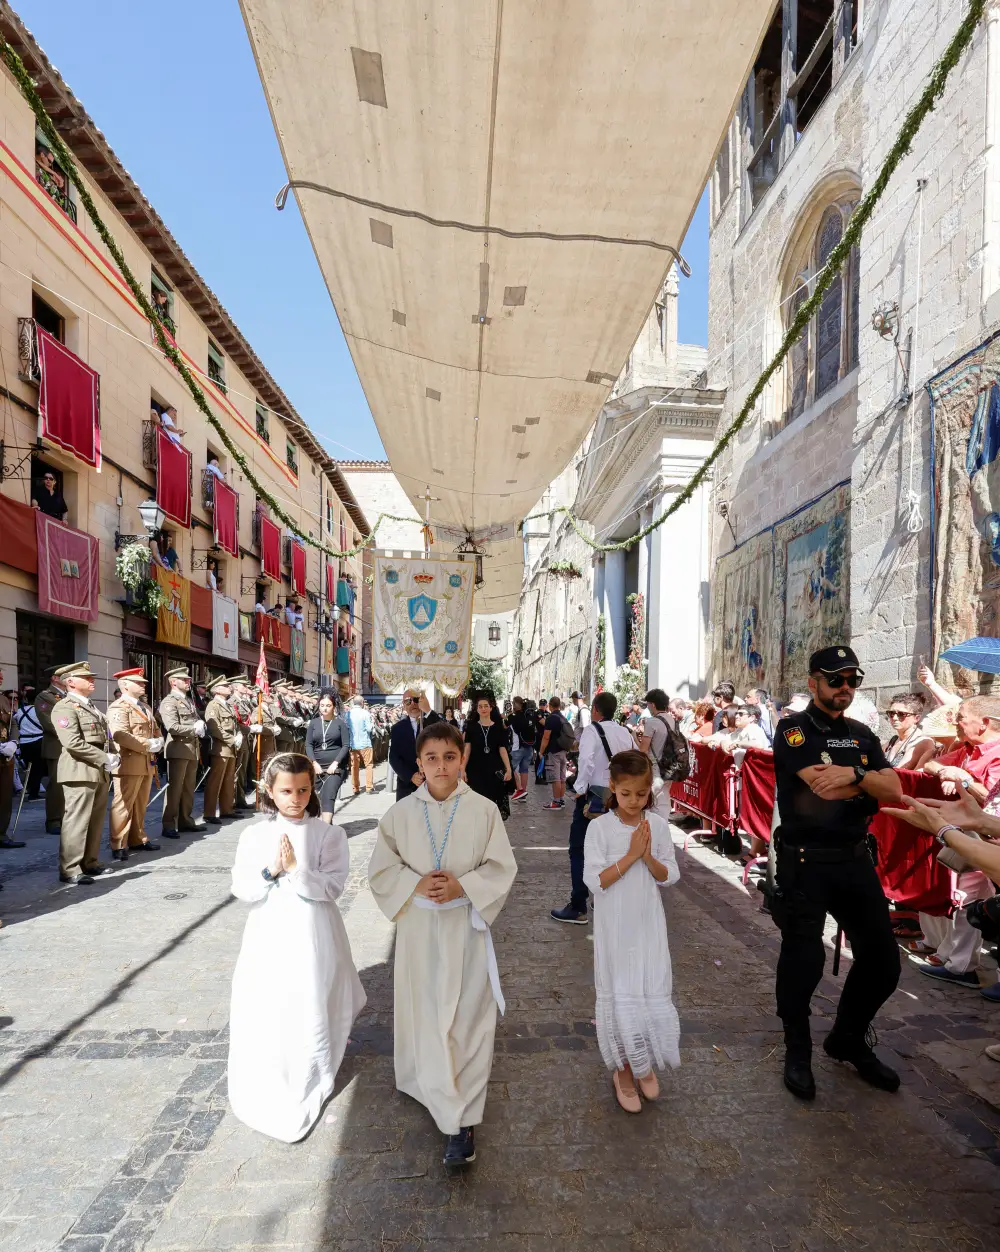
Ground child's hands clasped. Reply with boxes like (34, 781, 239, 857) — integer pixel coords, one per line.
(270, 833, 297, 877)
(628, 819, 651, 862)
(415, 870, 465, 903)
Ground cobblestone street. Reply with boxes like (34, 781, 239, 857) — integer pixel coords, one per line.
(2, 769, 1000, 1251)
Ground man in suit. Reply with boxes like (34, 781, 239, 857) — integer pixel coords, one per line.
(203, 675, 239, 823)
(107, 667, 162, 860)
(388, 688, 442, 801)
(158, 667, 206, 837)
(34, 666, 68, 833)
(52, 661, 119, 885)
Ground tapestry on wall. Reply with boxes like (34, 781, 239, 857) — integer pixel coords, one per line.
(371, 554, 474, 695)
(712, 482, 851, 694)
(928, 331, 1000, 689)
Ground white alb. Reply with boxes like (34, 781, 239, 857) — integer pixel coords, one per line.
(583, 809, 681, 1075)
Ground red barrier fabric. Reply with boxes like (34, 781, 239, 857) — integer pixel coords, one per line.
(156, 429, 191, 528)
(212, 479, 238, 556)
(35, 510, 99, 622)
(871, 769, 953, 916)
(255, 611, 281, 649)
(260, 517, 281, 582)
(738, 747, 775, 843)
(0, 493, 38, 574)
(670, 740, 727, 824)
(291, 541, 306, 595)
(37, 327, 101, 469)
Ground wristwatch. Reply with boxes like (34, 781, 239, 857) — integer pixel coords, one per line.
(852, 765, 868, 786)
(261, 866, 280, 883)
(935, 823, 963, 846)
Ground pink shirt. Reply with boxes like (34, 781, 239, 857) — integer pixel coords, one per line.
(937, 736, 1000, 794)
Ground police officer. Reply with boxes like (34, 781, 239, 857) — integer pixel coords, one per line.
(51, 661, 120, 885)
(203, 675, 239, 823)
(771, 645, 904, 1100)
(158, 667, 206, 837)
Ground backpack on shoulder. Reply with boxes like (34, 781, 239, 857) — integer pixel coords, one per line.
(655, 713, 690, 782)
(554, 713, 577, 753)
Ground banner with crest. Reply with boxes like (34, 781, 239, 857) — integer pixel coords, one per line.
(372, 554, 475, 694)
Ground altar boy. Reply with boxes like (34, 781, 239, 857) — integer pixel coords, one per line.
(368, 720, 517, 1166)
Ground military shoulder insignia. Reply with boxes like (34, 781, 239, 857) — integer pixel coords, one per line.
(784, 727, 805, 747)
(820, 751, 833, 764)
(57, 717, 69, 728)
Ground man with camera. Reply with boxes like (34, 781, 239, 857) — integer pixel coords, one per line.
(770, 646, 904, 1101)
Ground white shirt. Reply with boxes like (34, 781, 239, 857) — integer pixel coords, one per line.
(206, 462, 226, 481)
(572, 703, 592, 736)
(731, 722, 770, 750)
(574, 719, 634, 794)
(67, 691, 95, 709)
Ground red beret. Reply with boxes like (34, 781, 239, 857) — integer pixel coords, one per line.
(114, 667, 147, 681)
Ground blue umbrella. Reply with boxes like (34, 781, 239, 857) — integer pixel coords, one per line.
(939, 637, 1000, 674)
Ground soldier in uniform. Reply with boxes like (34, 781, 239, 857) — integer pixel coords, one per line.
(107, 668, 163, 861)
(230, 675, 254, 811)
(52, 661, 120, 885)
(34, 666, 68, 834)
(203, 675, 239, 824)
(0, 673, 22, 849)
(273, 682, 300, 753)
(158, 667, 206, 837)
(771, 645, 904, 1101)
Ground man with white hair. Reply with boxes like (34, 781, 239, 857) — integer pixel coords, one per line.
(347, 694, 375, 795)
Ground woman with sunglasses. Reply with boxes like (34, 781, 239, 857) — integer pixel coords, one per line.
(882, 693, 935, 770)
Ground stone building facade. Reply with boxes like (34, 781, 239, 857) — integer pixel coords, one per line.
(707, 0, 1000, 704)
(0, 9, 366, 702)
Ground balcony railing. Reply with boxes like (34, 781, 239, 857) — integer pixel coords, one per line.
(142, 418, 158, 471)
(17, 318, 40, 384)
(35, 157, 77, 224)
(207, 361, 227, 394)
(202, 469, 215, 510)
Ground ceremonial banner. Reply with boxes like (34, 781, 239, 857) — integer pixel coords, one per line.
(669, 740, 726, 825)
(372, 554, 474, 694)
(154, 565, 190, 648)
(260, 517, 281, 581)
(156, 428, 192, 529)
(291, 541, 307, 595)
(290, 626, 305, 676)
(35, 511, 99, 622)
(712, 531, 774, 691)
(36, 326, 101, 469)
(325, 559, 336, 605)
(255, 610, 281, 649)
(212, 591, 239, 660)
(212, 479, 239, 556)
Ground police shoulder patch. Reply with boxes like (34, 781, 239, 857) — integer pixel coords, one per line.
(784, 727, 805, 747)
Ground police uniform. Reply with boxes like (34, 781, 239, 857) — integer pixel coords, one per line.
(52, 662, 116, 883)
(158, 667, 206, 835)
(34, 674, 67, 832)
(203, 676, 239, 822)
(106, 668, 161, 858)
(771, 645, 901, 1098)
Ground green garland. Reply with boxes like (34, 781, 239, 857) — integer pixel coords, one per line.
(522, 0, 986, 554)
(0, 33, 422, 564)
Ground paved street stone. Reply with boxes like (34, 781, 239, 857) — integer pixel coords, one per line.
(1, 774, 999, 1250)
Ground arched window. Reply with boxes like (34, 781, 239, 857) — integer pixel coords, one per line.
(783, 199, 860, 424)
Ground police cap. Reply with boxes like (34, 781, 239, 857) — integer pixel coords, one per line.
(809, 645, 863, 675)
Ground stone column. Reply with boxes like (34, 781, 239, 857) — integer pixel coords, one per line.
(636, 504, 652, 660)
(984, 2, 1000, 309)
(648, 480, 711, 700)
(603, 548, 627, 680)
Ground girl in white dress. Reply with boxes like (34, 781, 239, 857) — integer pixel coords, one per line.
(583, 749, 681, 1113)
(228, 752, 365, 1142)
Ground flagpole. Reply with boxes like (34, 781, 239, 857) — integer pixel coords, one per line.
(255, 688, 263, 810)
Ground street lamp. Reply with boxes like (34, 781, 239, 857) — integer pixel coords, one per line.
(137, 498, 166, 537)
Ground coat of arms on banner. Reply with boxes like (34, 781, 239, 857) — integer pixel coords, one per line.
(372, 555, 474, 694)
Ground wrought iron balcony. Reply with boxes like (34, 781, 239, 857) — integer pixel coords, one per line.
(141, 418, 158, 471)
(201, 468, 215, 510)
(35, 156, 77, 224)
(17, 318, 40, 384)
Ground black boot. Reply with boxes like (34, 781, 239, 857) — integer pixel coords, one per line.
(782, 1022, 816, 1100)
(823, 1028, 900, 1092)
(443, 1127, 476, 1165)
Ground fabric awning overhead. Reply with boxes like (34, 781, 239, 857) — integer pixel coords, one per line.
(240, 1, 774, 608)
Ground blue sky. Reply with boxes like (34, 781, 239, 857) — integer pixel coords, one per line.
(15, 0, 709, 462)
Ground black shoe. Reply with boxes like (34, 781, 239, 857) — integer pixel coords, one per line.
(161, 828, 181, 840)
(132, 841, 160, 852)
(550, 904, 589, 925)
(443, 1127, 475, 1166)
(179, 822, 205, 833)
(59, 873, 95, 886)
(823, 1031, 900, 1092)
(783, 1052, 816, 1100)
(203, 816, 221, 826)
(83, 864, 108, 877)
(0, 838, 26, 849)
(45, 823, 61, 835)
(111, 849, 128, 862)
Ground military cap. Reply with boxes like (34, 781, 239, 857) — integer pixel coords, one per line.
(55, 661, 96, 680)
(229, 674, 250, 686)
(809, 644, 863, 675)
(164, 666, 191, 681)
(44, 663, 64, 677)
(114, 667, 147, 683)
(207, 674, 233, 692)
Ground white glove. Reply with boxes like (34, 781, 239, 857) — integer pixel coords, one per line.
(249, 724, 263, 736)
(293, 718, 305, 728)
(235, 731, 244, 749)
(0, 741, 16, 759)
(147, 737, 164, 754)
(105, 752, 121, 771)
(194, 720, 206, 738)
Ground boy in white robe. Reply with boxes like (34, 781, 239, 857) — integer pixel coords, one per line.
(368, 720, 517, 1166)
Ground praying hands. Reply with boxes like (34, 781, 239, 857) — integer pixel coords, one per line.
(416, 870, 464, 903)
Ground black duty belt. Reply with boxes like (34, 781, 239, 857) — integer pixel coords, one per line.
(776, 837, 869, 864)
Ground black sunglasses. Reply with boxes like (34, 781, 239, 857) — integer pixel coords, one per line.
(821, 672, 863, 689)
(886, 708, 911, 719)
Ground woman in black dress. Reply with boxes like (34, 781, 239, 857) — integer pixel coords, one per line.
(462, 692, 512, 818)
(305, 690, 350, 821)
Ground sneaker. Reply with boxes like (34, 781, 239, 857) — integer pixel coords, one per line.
(550, 904, 588, 925)
(916, 962, 982, 990)
(980, 981, 1000, 1003)
(443, 1127, 475, 1166)
(510, 788, 526, 802)
(515, 790, 529, 802)
(542, 801, 563, 811)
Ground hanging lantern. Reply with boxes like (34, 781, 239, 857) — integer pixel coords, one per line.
(488, 621, 501, 644)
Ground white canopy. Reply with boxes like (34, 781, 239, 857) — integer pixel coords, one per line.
(240, 1, 773, 608)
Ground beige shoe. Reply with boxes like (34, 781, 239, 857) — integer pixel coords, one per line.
(637, 1070, 660, 1100)
(985, 1043, 1000, 1063)
(613, 1069, 641, 1114)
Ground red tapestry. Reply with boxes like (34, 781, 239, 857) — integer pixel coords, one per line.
(156, 429, 192, 528)
(291, 542, 306, 595)
(279, 622, 292, 655)
(0, 493, 38, 574)
(260, 516, 281, 581)
(189, 582, 213, 631)
(255, 610, 281, 649)
(213, 479, 238, 556)
(37, 327, 101, 469)
(326, 559, 335, 605)
(35, 511, 99, 622)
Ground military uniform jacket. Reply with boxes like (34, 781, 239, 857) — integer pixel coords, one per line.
(0, 692, 17, 749)
(274, 696, 298, 744)
(159, 691, 202, 761)
(53, 695, 111, 785)
(107, 696, 158, 777)
(206, 697, 238, 758)
(772, 702, 890, 846)
(34, 685, 63, 761)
